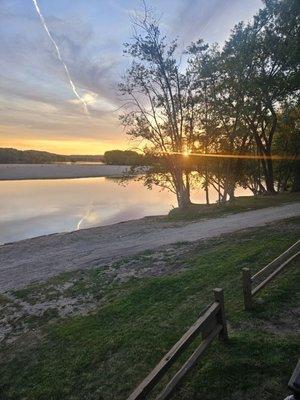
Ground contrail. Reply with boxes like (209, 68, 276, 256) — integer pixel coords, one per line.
(32, 0, 89, 116)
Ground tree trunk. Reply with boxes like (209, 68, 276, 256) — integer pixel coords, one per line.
(205, 186, 209, 205)
(222, 159, 236, 203)
(204, 168, 209, 205)
(291, 161, 300, 192)
(174, 170, 192, 209)
(177, 186, 191, 209)
(261, 159, 275, 193)
(257, 145, 276, 194)
(252, 123, 276, 194)
(228, 185, 235, 203)
(218, 181, 221, 203)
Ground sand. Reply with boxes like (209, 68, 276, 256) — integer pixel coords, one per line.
(0, 163, 131, 180)
(0, 202, 299, 292)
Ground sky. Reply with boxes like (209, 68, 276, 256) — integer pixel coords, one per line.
(0, 0, 263, 155)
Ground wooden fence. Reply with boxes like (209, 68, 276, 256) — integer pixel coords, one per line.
(126, 240, 299, 399)
(242, 239, 300, 310)
(127, 288, 228, 400)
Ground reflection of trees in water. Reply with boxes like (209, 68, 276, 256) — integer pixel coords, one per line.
(105, 175, 135, 185)
(107, 163, 244, 205)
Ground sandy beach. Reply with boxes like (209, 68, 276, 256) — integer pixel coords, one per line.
(0, 163, 131, 180)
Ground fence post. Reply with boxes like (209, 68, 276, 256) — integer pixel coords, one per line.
(213, 288, 228, 342)
(242, 268, 252, 311)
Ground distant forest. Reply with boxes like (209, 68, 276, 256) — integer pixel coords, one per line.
(0, 148, 104, 164)
(103, 150, 148, 165)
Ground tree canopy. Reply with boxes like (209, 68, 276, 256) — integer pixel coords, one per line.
(119, 0, 300, 208)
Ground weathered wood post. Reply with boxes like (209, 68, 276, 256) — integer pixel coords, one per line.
(242, 268, 252, 311)
(213, 288, 228, 342)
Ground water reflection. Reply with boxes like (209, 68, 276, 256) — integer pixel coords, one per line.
(0, 177, 252, 243)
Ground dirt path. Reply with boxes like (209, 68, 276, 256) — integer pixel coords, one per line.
(1, 202, 299, 292)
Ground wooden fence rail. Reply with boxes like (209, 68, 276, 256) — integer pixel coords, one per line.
(242, 239, 300, 310)
(127, 288, 228, 400)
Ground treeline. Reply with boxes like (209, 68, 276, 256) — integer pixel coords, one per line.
(0, 148, 104, 164)
(103, 150, 150, 165)
(119, 0, 300, 209)
(0, 147, 152, 166)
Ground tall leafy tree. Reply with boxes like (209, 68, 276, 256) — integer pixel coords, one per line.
(119, 13, 201, 208)
(188, 41, 253, 201)
(219, 0, 300, 193)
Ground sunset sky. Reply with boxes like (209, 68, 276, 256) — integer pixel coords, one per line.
(0, 0, 263, 155)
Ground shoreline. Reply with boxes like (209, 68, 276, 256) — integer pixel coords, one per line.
(2, 213, 162, 246)
(1, 202, 299, 292)
(0, 163, 132, 181)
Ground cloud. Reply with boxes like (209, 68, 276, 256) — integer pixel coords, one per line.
(0, 1, 124, 146)
(169, 0, 262, 47)
(0, 0, 262, 153)
(69, 91, 116, 113)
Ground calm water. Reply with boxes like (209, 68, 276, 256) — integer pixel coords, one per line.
(0, 177, 252, 244)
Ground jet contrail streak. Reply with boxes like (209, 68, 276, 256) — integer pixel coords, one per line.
(32, 0, 89, 116)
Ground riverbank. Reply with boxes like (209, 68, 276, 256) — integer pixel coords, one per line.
(1, 201, 299, 292)
(0, 164, 131, 180)
(169, 192, 300, 220)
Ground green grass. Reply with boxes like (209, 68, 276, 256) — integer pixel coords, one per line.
(0, 294, 10, 306)
(0, 218, 299, 400)
(168, 192, 300, 220)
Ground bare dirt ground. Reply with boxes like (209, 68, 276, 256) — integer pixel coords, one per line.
(1, 217, 299, 345)
(1, 202, 299, 293)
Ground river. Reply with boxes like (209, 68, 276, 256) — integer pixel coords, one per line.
(0, 175, 252, 244)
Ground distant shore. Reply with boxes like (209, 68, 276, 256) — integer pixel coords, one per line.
(0, 163, 131, 180)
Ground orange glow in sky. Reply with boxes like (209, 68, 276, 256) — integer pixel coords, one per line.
(0, 138, 127, 155)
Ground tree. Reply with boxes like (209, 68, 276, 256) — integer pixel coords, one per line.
(187, 41, 253, 202)
(103, 150, 144, 166)
(118, 0, 299, 207)
(219, 0, 300, 193)
(119, 12, 201, 209)
(273, 104, 300, 192)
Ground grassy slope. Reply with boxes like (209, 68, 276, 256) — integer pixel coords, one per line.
(0, 218, 300, 400)
(168, 192, 300, 220)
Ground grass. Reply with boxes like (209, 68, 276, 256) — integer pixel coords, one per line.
(168, 192, 300, 220)
(0, 218, 299, 400)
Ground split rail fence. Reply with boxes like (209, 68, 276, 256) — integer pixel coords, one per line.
(127, 239, 300, 399)
(127, 288, 228, 400)
(242, 239, 300, 310)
